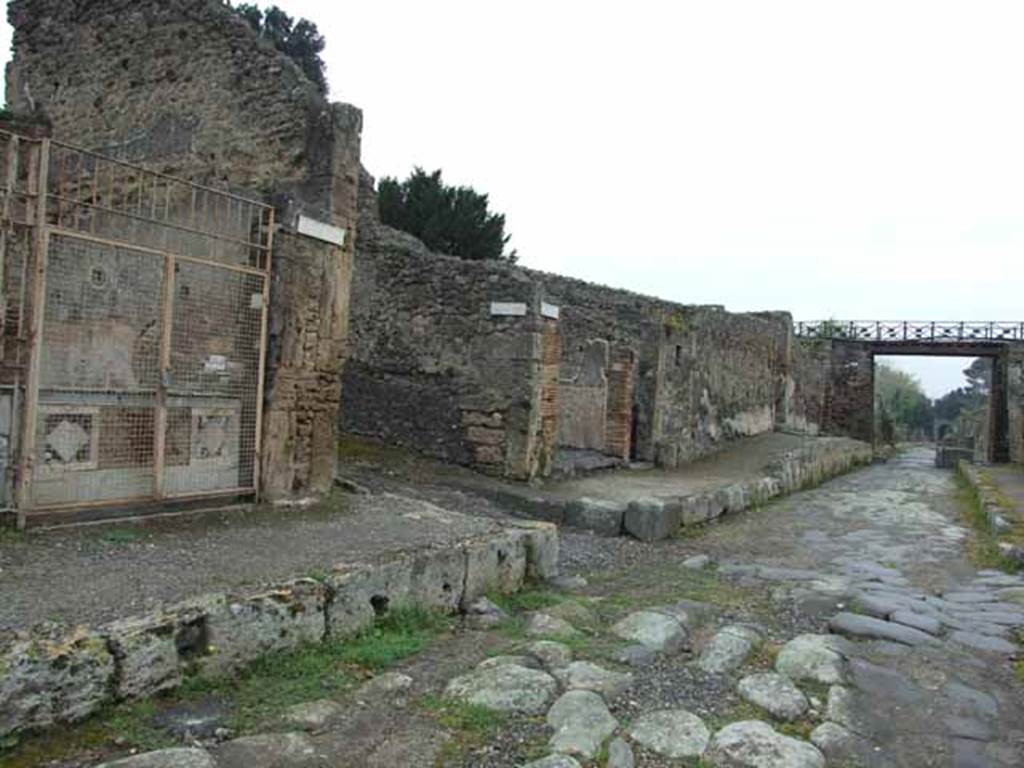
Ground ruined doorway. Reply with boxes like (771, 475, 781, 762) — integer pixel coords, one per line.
(1, 133, 273, 520)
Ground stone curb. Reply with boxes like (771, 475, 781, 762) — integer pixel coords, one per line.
(617, 439, 873, 542)
(957, 461, 1024, 564)
(0, 521, 558, 739)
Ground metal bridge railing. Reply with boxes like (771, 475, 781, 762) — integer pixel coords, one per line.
(794, 321, 1024, 343)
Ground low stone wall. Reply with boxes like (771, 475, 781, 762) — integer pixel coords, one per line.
(566, 437, 873, 541)
(956, 461, 1024, 563)
(0, 521, 558, 739)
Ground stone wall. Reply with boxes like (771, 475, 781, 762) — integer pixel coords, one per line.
(821, 342, 875, 443)
(784, 339, 831, 435)
(8, 0, 363, 500)
(346, 178, 798, 476)
(0, 520, 559, 739)
(343, 212, 553, 479)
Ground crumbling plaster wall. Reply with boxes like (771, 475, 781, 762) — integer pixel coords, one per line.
(8, 0, 362, 499)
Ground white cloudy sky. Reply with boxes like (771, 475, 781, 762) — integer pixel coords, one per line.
(5, 1, 1021, 397)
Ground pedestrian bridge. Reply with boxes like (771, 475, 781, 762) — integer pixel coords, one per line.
(795, 320, 1024, 356)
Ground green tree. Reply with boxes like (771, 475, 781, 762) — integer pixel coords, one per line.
(235, 3, 327, 94)
(378, 168, 516, 262)
(874, 363, 934, 441)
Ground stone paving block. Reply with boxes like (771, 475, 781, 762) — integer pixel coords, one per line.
(829, 612, 938, 647)
(563, 497, 626, 536)
(624, 498, 682, 541)
(888, 611, 943, 636)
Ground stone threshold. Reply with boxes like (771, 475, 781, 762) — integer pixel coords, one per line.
(0, 520, 559, 741)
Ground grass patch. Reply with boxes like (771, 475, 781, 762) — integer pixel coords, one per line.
(337, 606, 450, 671)
(487, 586, 562, 614)
(955, 475, 1022, 574)
(1016, 659, 1024, 684)
(98, 527, 144, 545)
(422, 695, 510, 763)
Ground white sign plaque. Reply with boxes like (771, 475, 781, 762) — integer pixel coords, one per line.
(490, 302, 528, 317)
(297, 215, 347, 247)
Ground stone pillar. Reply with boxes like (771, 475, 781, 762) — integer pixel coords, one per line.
(824, 342, 875, 443)
(261, 106, 362, 500)
(990, 351, 1010, 464)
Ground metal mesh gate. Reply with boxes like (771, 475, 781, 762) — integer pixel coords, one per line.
(0, 132, 274, 515)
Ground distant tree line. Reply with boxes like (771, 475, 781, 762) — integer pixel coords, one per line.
(875, 358, 990, 446)
(234, 3, 328, 94)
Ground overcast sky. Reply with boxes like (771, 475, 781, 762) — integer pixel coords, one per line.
(5, 1, 1022, 397)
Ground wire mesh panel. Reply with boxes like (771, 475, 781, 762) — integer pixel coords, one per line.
(15, 136, 273, 513)
(32, 234, 161, 506)
(164, 259, 265, 497)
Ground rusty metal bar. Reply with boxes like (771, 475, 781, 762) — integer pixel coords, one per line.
(16, 137, 50, 525)
(251, 206, 274, 500)
(153, 252, 176, 499)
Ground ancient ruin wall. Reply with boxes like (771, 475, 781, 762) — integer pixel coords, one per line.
(8, 0, 362, 500)
(348, 179, 797, 474)
(343, 213, 552, 479)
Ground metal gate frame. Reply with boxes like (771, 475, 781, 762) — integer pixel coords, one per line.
(1, 134, 274, 521)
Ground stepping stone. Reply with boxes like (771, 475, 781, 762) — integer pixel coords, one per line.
(359, 671, 414, 696)
(445, 664, 558, 714)
(523, 757, 582, 768)
(952, 611, 1024, 627)
(607, 737, 635, 768)
(698, 625, 762, 674)
(829, 612, 937, 646)
(528, 640, 573, 670)
(526, 613, 580, 638)
(553, 661, 633, 699)
(683, 554, 712, 570)
(944, 681, 999, 718)
(943, 592, 999, 604)
(943, 715, 992, 741)
(705, 721, 824, 768)
(464, 597, 510, 629)
(810, 721, 854, 751)
(737, 673, 810, 721)
(612, 610, 687, 654)
(552, 575, 589, 591)
(213, 733, 318, 767)
(948, 631, 1019, 655)
(852, 593, 911, 619)
(775, 634, 847, 684)
(282, 699, 343, 730)
(628, 709, 710, 758)
(616, 644, 658, 667)
(477, 655, 539, 670)
(98, 750, 216, 768)
(889, 611, 942, 636)
(546, 690, 618, 760)
(810, 722, 873, 763)
(826, 685, 857, 730)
